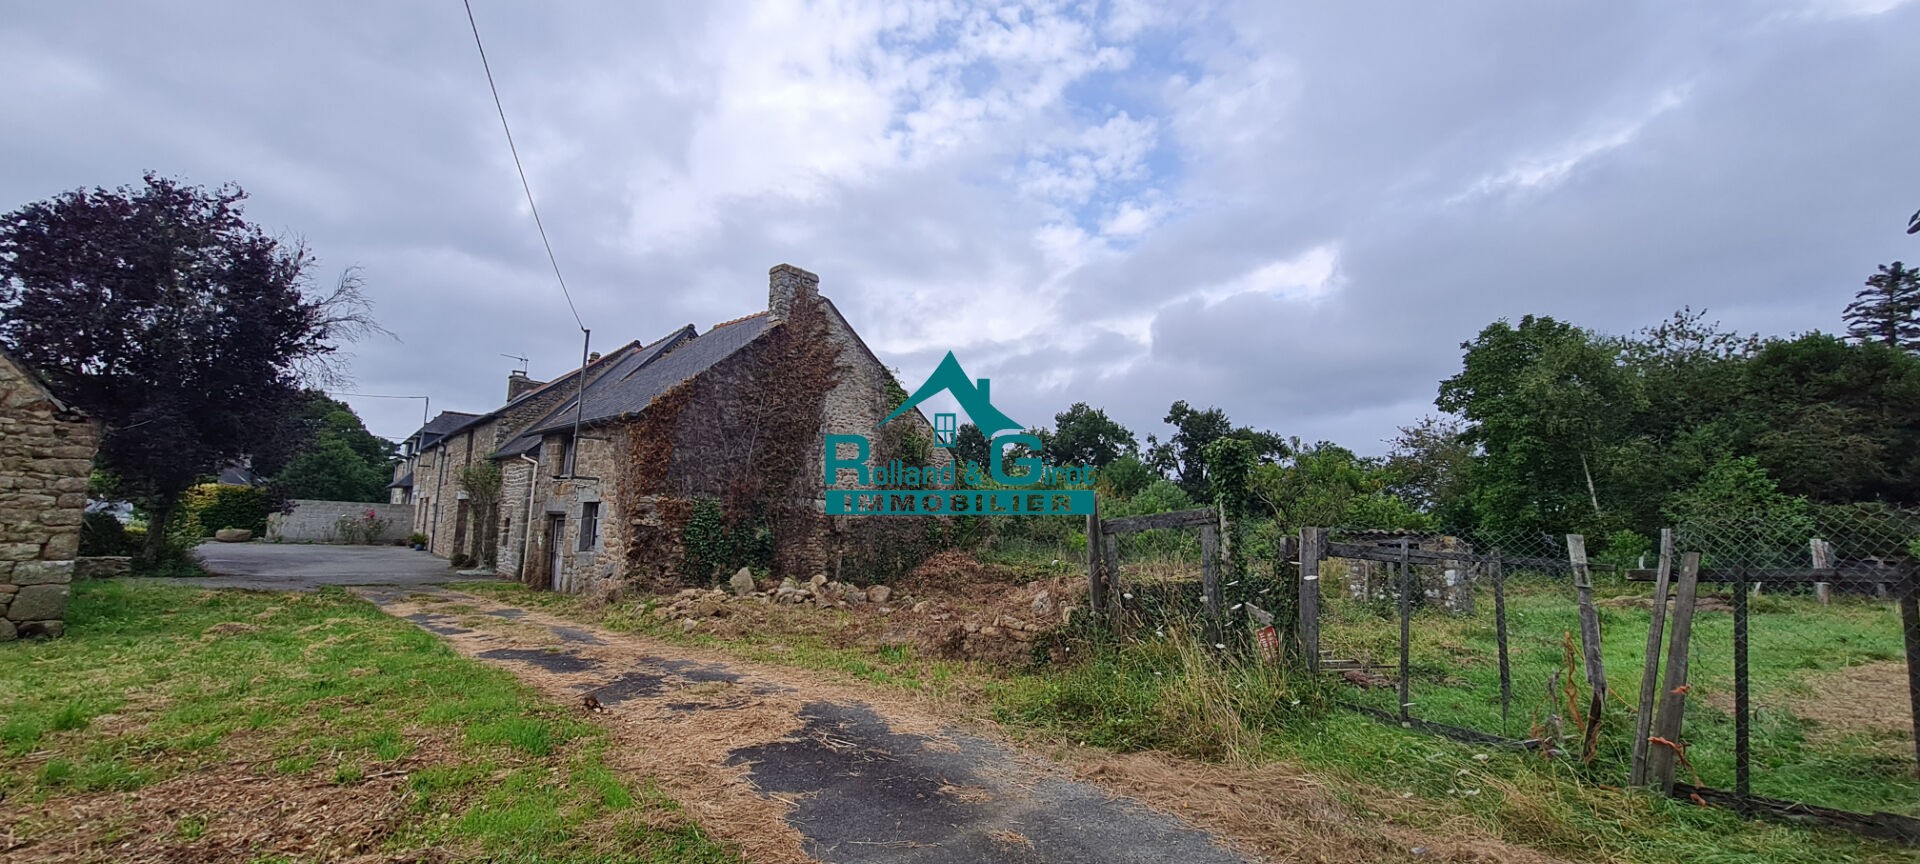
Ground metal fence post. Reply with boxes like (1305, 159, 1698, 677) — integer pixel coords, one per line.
(1398, 538, 1412, 726)
(1734, 570, 1750, 799)
(1492, 548, 1510, 735)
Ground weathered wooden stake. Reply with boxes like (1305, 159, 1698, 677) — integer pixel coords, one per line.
(1300, 526, 1326, 672)
(1086, 506, 1106, 623)
(1102, 533, 1122, 620)
(1649, 552, 1702, 793)
(1201, 524, 1222, 648)
(1568, 534, 1607, 762)
(1629, 528, 1675, 787)
(1810, 538, 1832, 605)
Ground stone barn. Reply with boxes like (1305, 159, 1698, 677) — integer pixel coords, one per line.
(0, 348, 97, 640)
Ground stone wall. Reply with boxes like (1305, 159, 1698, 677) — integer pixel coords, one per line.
(415, 423, 489, 559)
(494, 456, 537, 580)
(0, 353, 97, 641)
(524, 428, 628, 594)
(266, 499, 414, 543)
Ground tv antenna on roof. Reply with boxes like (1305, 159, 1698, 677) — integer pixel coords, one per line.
(500, 353, 529, 374)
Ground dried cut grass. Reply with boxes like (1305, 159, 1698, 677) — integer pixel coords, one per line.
(2, 763, 427, 864)
(1065, 748, 1572, 864)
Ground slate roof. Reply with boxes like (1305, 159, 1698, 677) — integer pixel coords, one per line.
(520, 313, 772, 440)
(491, 324, 701, 455)
(433, 341, 647, 442)
(388, 470, 414, 489)
(407, 410, 482, 450)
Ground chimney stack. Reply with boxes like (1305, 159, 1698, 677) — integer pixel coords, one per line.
(506, 369, 546, 402)
(768, 264, 820, 323)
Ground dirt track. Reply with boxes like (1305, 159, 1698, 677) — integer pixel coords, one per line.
(361, 585, 1579, 864)
(359, 586, 1255, 864)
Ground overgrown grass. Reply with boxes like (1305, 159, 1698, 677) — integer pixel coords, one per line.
(1316, 575, 1918, 814)
(457, 579, 1916, 864)
(0, 580, 739, 863)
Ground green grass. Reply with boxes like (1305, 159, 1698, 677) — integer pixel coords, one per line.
(457, 578, 1917, 864)
(0, 580, 739, 863)
(1314, 576, 1918, 814)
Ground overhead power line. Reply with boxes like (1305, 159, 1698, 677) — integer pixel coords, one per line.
(462, 0, 586, 332)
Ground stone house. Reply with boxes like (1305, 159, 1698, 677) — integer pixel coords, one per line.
(408, 347, 648, 563)
(0, 348, 98, 640)
(415, 265, 931, 593)
(387, 410, 479, 506)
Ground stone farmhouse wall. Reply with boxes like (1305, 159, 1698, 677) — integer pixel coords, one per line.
(0, 353, 97, 641)
(266, 499, 414, 543)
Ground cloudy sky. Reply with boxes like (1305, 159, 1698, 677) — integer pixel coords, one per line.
(4, 1, 1916, 452)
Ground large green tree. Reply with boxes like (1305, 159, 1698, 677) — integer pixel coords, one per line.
(1159, 400, 1288, 500)
(1041, 402, 1136, 468)
(1437, 316, 1643, 535)
(266, 392, 397, 502)
(1844, 262, 1920, 352)
(0, 175, 377, 564)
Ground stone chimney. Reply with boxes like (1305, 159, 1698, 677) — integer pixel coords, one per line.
(768, 264, 820, 323)
(507, 370, 546, 402)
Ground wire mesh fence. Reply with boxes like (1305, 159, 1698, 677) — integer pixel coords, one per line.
(1315, 527, 1600, 749)
(1670, 511, 1920, 824)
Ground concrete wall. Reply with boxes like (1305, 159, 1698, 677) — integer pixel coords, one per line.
(0, 353, 96, 640)
(267, 499, 414, 543)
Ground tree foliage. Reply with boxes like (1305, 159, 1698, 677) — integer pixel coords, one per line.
(1844, 261, 1920, 352)
(1041, 402, 1136, 468)
(0, 175, 378, 562)
(265, 392, 396, 503)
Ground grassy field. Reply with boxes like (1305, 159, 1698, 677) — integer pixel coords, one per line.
(1313, 573, 1918, 815)
(455, 579, 1917, 864)
(0, 580, 739, 864)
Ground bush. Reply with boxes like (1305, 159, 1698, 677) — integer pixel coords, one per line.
(79, 512, 137, 557)
(179, 483, 270, 536)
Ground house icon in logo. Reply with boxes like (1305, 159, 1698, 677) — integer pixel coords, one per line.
(879, 352, 1020, 448)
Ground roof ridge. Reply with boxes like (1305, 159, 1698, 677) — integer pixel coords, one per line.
(710, 310, 769, 329)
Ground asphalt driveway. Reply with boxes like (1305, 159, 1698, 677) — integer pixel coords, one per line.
(193, 542, 467, 591)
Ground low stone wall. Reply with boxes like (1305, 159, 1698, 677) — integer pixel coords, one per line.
(0, 351, 97, 641)
(267, 500, 414, 543)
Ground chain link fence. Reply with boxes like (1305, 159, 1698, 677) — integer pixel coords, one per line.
(1671, 509, 1920, 825)
(1315, 527, 1606, 751)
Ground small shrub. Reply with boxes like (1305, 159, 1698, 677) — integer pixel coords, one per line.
(180, 483, 270, 536)
(79, 512, 137, 557)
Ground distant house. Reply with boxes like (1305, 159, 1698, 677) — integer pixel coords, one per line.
(388, 410, 481, 506)
(0, 348, 98, 640)
(410, 265, 933, 592)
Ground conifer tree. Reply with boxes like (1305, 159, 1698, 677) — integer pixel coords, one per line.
(1844, 261, 1920, 352)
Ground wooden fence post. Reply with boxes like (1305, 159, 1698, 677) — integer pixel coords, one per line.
(1649, 551, 1702, 793)
(1201, 525, 1222, 647)
(1086, 505, 1106, 624)
(1811, 538, 1832, 605)
(1300, 527, 1325, 672)
(1629, 528, 1676, 787)
(1568, 534, 1607, 762)
(1102, 533, 1122, 620)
